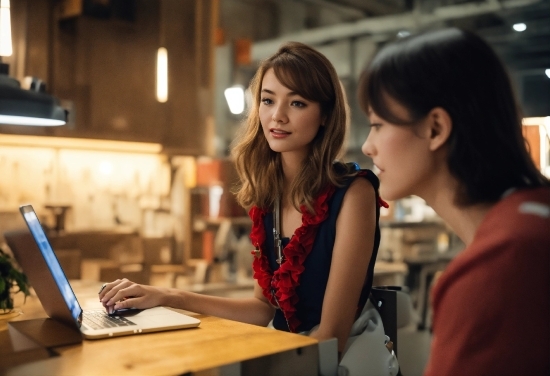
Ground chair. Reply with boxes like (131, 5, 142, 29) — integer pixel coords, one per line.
(370, 285, 414, 359)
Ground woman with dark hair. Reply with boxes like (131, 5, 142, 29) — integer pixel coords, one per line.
(359, 27, 549, 375)
(101, 42, 384, 356)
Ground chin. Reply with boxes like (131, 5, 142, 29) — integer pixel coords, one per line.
(267, 141, 293, 153)
(267, 144, 286, 153)
(379, 185, 406, 202)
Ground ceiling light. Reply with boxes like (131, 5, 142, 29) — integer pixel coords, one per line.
(0, 1, 66, 126)
(0, 70, 67, 126)
(0, 0, 12, 57)
(545, 69, 550, 79)
(397, 30, 410, 38)
(512, 23, 526, 32)
(0, 114, 64, 126)
(156, 47, 168, 103)
(224, 85, 245, 115)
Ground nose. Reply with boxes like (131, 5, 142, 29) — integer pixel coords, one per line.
(362, 129, 375, 157)
(271, 104, 288, 123)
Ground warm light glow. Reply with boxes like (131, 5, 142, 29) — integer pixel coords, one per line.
(0, 144, 170, 228)
(0, 114, 65, 126)
(512, 23, 526, 32)
(0, 134, 163, 153)
(523, 117, 550, 178)
(523, 117, 548, 126)
(208, 185, 223, 218)
(224, 86, 245, 115)
(99, 161, 114, 175)
(156, 47, 168, 103)
(0, 0, 12, 56)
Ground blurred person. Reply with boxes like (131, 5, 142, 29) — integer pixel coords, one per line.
(100, 41, 385, 356)
(359, 27, 550, 375)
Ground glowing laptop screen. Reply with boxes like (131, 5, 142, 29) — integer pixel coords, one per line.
(23, 210, 82, 321)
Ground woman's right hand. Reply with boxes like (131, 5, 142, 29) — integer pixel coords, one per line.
(98, 279, 167, 314)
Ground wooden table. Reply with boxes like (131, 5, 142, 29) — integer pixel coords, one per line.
(1, 281, 319, 375)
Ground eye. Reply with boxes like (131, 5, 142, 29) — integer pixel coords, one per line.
(370, 122, 383, 130)
(291, 101, 306, 108)
(261, 98, 273, 105)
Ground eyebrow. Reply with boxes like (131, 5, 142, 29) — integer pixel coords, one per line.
(261, 88, 301, 97)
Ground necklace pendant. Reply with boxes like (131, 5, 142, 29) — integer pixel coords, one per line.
(274, 228, 283, 265)
(275, 243, 284, 264)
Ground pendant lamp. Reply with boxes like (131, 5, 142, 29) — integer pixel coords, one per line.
(0, 0, 66, 126)
(0, 64, 67, 126)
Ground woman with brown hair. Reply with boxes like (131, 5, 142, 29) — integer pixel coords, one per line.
(100, 42, 384, 356)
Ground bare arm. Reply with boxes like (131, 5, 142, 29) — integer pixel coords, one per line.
(99, 278, 275, 327)
(309, 178, 376, 353)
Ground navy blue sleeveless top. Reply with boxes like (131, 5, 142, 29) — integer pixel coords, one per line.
(262, 166, 381, 332)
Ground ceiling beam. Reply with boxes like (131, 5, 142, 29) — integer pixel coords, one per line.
(252, 0, 543, 60)
(292, 0, 367, 19)
(337, 0, 409, 16)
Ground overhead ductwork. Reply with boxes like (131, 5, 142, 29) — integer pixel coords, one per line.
(252, 0, 543, 60)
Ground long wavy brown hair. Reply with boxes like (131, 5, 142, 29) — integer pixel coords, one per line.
(231, 41, 355, 213)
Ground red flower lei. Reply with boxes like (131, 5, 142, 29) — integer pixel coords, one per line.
(249, 184, 336, 333)
(249, 172, 388, 333)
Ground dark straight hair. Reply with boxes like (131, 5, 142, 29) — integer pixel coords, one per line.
(358, 27, 548, 206)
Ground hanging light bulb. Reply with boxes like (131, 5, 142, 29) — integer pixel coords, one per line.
(156, 47, 168, 103)
(0, 0, 12, 57)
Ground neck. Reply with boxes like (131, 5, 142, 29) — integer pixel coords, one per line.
(280, 151, 306, 185)
(421, 176, 493, 246)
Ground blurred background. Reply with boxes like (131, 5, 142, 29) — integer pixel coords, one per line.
(0, 1, 549, 374)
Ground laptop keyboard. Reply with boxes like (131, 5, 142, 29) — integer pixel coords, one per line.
(83, 310, 137, 330)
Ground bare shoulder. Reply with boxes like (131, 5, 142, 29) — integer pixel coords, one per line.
(343, 175, 376, 206)
(334, 175, 377, 257)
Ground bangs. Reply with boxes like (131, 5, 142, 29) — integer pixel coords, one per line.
(269, 55, 334, 105)
(358, 48, 422, 125)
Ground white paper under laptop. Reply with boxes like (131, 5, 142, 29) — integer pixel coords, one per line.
(5, 204, 200, 340)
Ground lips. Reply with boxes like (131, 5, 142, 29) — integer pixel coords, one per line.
(372, 165, 383, 175)
(270, 128, 291, 138)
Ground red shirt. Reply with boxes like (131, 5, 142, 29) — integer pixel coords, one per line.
(424, 187, 550, 376)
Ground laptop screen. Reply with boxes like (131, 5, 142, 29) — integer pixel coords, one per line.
(22, 209, 82, 322)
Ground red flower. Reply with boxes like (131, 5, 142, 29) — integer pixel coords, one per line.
(249, 185, 335, 332)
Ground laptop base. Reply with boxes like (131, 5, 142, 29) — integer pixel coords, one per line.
(8, 318, 82, 349)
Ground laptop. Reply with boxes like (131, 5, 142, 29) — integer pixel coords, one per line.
(4, 204, 200, 340)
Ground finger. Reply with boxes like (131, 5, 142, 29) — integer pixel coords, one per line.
(104, 296, 135, 314)
(113, 296, 142, 311)
(101, 279, 133, 305)
(105, 284, 140, 307)
(98, 279, 123, 300)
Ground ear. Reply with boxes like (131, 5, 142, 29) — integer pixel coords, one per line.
(427, 107, 452, 151)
